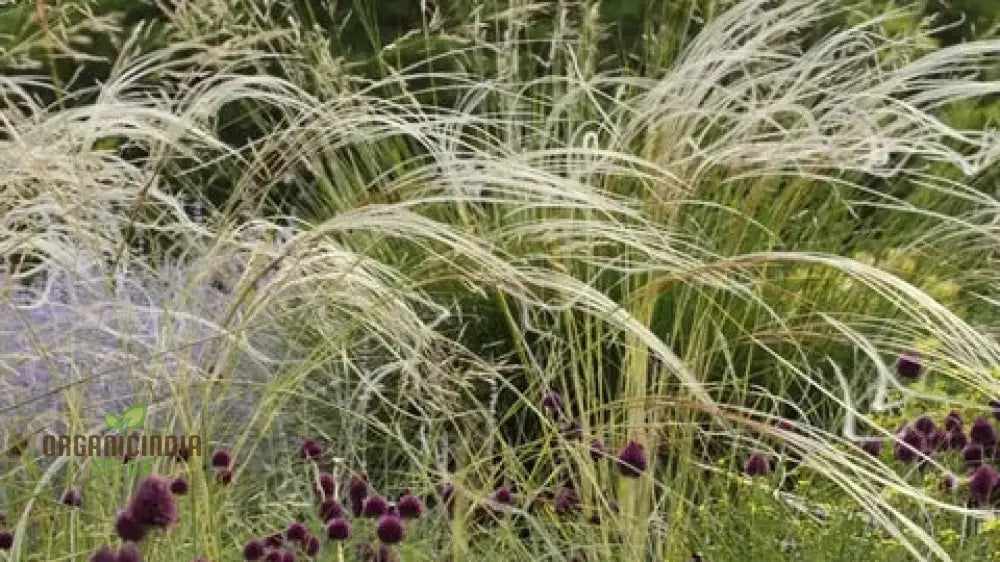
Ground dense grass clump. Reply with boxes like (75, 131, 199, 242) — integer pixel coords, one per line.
(1, 0, 1000, 560)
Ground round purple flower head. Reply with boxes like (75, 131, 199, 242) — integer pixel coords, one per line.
(244, 539, 265, 560)
(913, 415, 935, 437)
(540, 390, 564, 417)
(949, 430, 968, 451)
(348, 474, 369, 517)
(126, 474, 178, 529)
(118, 544, 142, 562)
(744, 454, 772, 477)
(300, 439, 324, 461)
(492, 486, 514, 506)
(61, 489, 83, 507)
(553, 486, 581, 515)
(941, 474, 956, 492)
(264, 553, 281, 562)
(170, 477, 189, 495)
(944, 411, 963, 432)
(305, 535, 321, 556)
(857, 438, 882, 457)
(281, 552, 295, 562)
(968, 465, 999, 504)
(893, 427, 926, 464)
(217, 469, 234, 485)
(589, 439, 606, 462)
(375, 514, 405, 544)
(362, 495, 390, 518)
(286, 521, 308, 542)
(319, 498, 343, 521)
(896, 351, 922, 379)
(930, 428, 949, 451)
(316, 473, 335, 496)
(90, 545, 117, 562)
(211, 449, 233, 469)
(970, 417, 997, 448)
(114, 509, 148, 542)
(397, 492, 423, 519)
(963, 444, 984, 469)
(327, 517, 350, 541)
(0, 531, 10, 550)
(264, 533, 283, 548)
(990, 400, 1000, 421)
(616, 440, 648, 478)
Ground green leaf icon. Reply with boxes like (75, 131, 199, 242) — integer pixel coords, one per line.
(104, 414, 120, 430)
(118, 404, 148, 431)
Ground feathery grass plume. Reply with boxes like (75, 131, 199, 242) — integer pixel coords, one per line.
(118, 544, 142, 562)
(126, 475, 178, 529)
(90, 545, 117, 562)
(244, 540, 265, 560)
(375, 514, 404, 544)
(326, 518, 349, 541)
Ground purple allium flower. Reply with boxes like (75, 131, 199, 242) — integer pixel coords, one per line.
(540, 390, 563, 416)
(375, 514, 405, 544)
(896, 351, 922, 379)
(126, 475, 178, 529)
(217, 469, 234, 485)
(990, 400, 1000, 421)
(319, 498, 343, 521)
(90, 545, 117, 562)
(963, 444, 984, 469)
(265, 552, 281, 562)
(286, 521, 308, 542)
(281, 552, 295, 562)
(941, 474, 957, 492)
(305, 535, 320, 556)
(326, 517, 350, 541)
(348, 474, 368, 517)
(397, 492, 423, 519)
(589, 439, 606, 462)
(264, 533, 283, 548)
(776, 420, 795, 432)
(0, 531, 10, 550)
(930, 428, 949, 451)
(299, 439, 324, 461)
(970, 417, 997, 448)
(118, 543, 142, 562)
(362, 496, 389, 518)
(857, 438, 882, 457)
(61, 489, 82, 507)
(948, 430, 968, 451)
(893, 427, 926, 464)
(115, 509, 148, 542)
(553, 487, 580, 515)
(945, 411, 963, 432)
(969, 465, 999, 504)
(744, 454, 772, 477)
(492, 487, 514, 505)
(244, 540, 265, 560)
(913, 415, 936, 436)
(616, 440, 648, 478)
(316, 473, 335, 496)
(211, 449, 232, 469)
(170, 477, 189, 495)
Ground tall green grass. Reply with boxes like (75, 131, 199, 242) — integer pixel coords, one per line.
(1, 0, 1000, 560)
